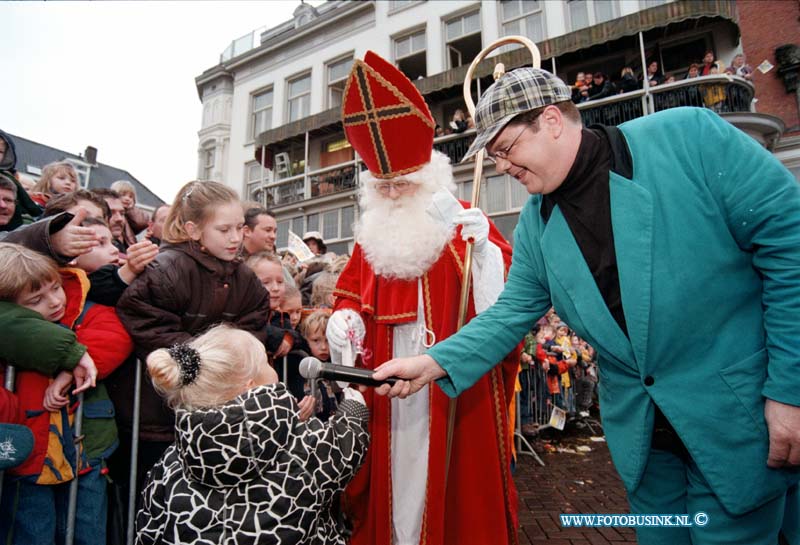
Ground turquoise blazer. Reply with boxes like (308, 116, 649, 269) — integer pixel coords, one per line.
(429, 108, 800, 515)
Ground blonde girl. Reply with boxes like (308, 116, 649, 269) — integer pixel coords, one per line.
(31, 161, 79, 205)
(137, 324, 369, 545)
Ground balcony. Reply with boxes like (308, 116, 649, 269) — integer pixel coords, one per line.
(255, 75, 770, 210)
(576, 74, 755, 126)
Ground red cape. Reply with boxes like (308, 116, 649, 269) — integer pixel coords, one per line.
(334, 205, 520, 545)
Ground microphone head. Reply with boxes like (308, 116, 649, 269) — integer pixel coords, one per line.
(299, 357, 322, 380)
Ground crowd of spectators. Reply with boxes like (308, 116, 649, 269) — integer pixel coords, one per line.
(570, 50, 754, 105)
(0, 128, 361, 544)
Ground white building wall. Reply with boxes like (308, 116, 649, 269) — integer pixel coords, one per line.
(202, 0, 678, 195)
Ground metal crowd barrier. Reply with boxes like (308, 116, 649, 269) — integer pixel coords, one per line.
(519, 364, 599, 435)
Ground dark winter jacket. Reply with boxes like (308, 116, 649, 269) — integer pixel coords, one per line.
(136, 384, 370, 545)
(0, 211, 75, 263)
(117, 240, 270, 360)
(0, 130, 43, 231)
(114, 241, 270, 441)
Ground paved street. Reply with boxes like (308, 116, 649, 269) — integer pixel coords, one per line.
(513, 428, 638, 544)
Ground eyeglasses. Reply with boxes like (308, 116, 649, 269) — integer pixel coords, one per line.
(375, 179, 413, 195)
(487, 125, 530, 164)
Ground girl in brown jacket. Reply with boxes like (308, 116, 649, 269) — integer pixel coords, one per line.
(114, 181, 272, 504)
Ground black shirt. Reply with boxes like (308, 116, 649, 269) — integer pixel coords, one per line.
(540, 128, 628, 337)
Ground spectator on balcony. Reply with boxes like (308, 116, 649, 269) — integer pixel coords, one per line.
(685, 63, 701, 79)
(241, 206, 277, 257)
(618, 67, 639, 94)
(702, 63, 727, 113)
(449, 109, 469, 134)
(700, 50, 719, 76)
(587, 72, 616, 101)
(435, 124, 445, 137)
(726, 54, 754, 81)
(642, 61, 664, 87)
(571, 71, 586, 102)
(572, 72, 593, 103)
(683, 64, 704, 107)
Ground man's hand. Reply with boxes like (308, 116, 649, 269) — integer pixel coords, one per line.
(43, 371, 74, 411)
(372, 354, 447, 399)
(72, 351, 97, 394)
(765, 399, 800, 467)
(50, 208, 100, 257)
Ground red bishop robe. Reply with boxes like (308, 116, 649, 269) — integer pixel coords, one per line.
(334, 204, 520, 545)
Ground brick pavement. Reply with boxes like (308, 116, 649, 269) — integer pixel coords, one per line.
(513, 430, 638, 544)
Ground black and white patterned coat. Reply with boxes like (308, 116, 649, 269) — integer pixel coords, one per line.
(136, 384, 369, 545)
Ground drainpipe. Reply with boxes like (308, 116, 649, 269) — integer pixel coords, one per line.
(639, 31, 652, 115)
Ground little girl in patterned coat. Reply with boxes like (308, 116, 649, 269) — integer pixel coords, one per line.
(136, 324, 370, 545)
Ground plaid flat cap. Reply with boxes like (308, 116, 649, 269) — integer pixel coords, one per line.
(462, 68, 572, 162)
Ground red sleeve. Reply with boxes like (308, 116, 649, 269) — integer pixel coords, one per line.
(76, 305, 134, 380)
(333, 244, 365, 313)
(0, 381, 21, 423)
(535, 343, 547, 363)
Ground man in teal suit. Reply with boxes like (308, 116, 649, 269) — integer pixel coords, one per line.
(370, 69, 800, 544)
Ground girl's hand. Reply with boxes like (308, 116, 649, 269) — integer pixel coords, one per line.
(297, 396, 315, 422)
(43, 371, 74, 411)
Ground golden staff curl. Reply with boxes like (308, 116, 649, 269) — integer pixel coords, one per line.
(445, 34, 542, 481)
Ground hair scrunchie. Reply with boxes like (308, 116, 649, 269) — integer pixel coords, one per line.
(168, 343, 201, 386)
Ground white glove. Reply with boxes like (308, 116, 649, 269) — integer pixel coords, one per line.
(454, 208, 490, 254)
(326, 309, 365, 353)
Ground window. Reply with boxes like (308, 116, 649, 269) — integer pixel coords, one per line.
(445, 10, 482, 69)
(458, 174, 528, 214)
(394, 29, 427, 80)
(245, 161, 267, 201)
(65, 160, 91, 189)
(287, 73, 311, 122)
(641, 0, 671, 8)
(251, 88, 273, 140)
(275, 207, 357, 251)
(201, 147, 215, 181)
(327, 56, 353, 109)
(389, 0, 414, 9)
(500, 0, 544, 43)
(322, 209, 339, 241)
(341, 205, 355, 239)
(565, 0, 618, 32)
(660, 34, 713, 76)
(306, 213, 319, 233)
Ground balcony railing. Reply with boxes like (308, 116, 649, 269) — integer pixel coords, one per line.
(577, 74, 754, 126)
(254, 75, 755, 208)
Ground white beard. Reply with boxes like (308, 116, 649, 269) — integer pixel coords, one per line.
(356, 188, 454, 280)
(355, 150, 458, 280)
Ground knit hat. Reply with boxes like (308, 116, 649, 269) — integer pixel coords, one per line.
(0, 424, 34, 470)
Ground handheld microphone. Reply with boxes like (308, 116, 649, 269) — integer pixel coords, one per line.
(299, 357, 397, 388)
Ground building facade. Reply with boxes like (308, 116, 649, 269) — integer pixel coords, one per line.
(195, 0, 800, 255)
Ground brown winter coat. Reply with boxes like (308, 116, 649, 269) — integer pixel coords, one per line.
(114, 241, 270, 441)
